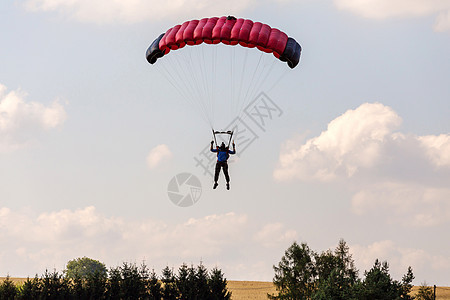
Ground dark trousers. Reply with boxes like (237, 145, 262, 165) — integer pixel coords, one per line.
(214, 161, 230, 183)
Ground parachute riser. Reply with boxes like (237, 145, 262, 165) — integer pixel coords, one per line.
(212, 129, 233, 149)
(227, 132, 234, 148)
(212, 129, 218, 148)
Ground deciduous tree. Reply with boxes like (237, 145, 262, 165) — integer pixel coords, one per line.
(65, 257, 107, 280)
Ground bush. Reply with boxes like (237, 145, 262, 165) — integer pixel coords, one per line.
(415, 282, 434, 300)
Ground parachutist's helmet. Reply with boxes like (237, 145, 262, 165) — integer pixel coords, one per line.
(220, 142, 226, 150)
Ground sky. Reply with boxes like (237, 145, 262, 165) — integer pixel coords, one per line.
(1, 0, 449, 286)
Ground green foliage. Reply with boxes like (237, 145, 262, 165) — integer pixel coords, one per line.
(85, 268, 107, 299)
(148, 269, 162, 300)
(269, 242, 317, 299)
(40, 269, 71, 299)
(416, 282, 434, 300)
(65, 257, 107, 281)
(161, 266, 179, 300)
(70, 273, 85, 299)
(176, 263, 191, 299)
(354, 260, 414, 300)
(16, 276, 41, 300)
(0, 276, 17, 300)
(106, 266, 121, 300)
(195, 263, 211, 299)
(175, 263, 231, 300)
(313, 239, 359, 300)
(118, 262, 148, 299)
(270, 240, 415, 300)
(209, 267, 232, 300)
(401, 266, 415, 300)
(1, 261, 231, 299)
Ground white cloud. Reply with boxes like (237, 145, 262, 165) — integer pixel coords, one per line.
(19, 0, 450, 33)
(0, 206, 449, 282)
(274, 103, 402, 181)
(275, 102, 450, 227)
(0, 84, 66, 152)
(20, 0, 450, 34)
(418, 134, 450, 167)
(253, 223, 298, 248)
(434, 9, 450, 32)
(21, 0, 256, 24)
(146, 144, 172, 169)
(334, 0, 450, 19)
(333, 0, 450, 32)
(350, 240, 450, 282)
(351, 183, 450, 227)
(0, 206, 294, 280)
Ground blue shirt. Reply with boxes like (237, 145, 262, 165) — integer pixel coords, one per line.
(211, 148, 236, 162)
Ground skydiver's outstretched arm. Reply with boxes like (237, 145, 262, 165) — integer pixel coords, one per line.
(210, 141, 217, 152)
(229, 141, 236, 155)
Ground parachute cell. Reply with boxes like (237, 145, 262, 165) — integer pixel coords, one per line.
(146, 16, 301, 68)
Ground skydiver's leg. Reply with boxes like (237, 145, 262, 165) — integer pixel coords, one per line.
(222, 163, 230, 190)
(213, 163, 220, 189)
(223, 163, 230, 183)
(214, 163, 221, 182)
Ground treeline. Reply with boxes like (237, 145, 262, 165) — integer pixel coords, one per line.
(0, 262, 231, 300)
(269, 239, 415, 300)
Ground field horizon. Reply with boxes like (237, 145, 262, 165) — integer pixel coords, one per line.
(1, 277, 449, 299)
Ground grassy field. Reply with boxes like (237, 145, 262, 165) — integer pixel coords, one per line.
(1, 277, 449, 299)
(227, 281, 450, 300)
(227, 281, 278, 299)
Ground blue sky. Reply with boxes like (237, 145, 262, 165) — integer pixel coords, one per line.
(1, 0, 449, 285)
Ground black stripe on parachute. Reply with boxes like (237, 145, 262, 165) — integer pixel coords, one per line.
(280, 37, 302, 69)
(146, 33, 165, 64)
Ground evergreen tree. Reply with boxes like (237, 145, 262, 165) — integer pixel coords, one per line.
(136, 262, 151, 299)
(148, 269, 162, 300)
(176, 263, 191, 299)
(209, 267, 231, 300)
(106, 266, 122, 300)
(17, 276, 41, 300)
(187, 265, 197, 299)
(400, 266, 415, 300)
(85, 269, 107, 299)
(314, 249, 336, 282)
(334, 239, 358, 284)
(196, 263, 211, 300)
(356, 259, 414, 300)
(269, 242, 317, 299)
(161, 266, 178, 300)
(70, 273, 86, 300)
(313, 239, 359, 300)
(40, 269, 71, 299)
(0, 275, 18, 300)
(119, 262, 146, 300)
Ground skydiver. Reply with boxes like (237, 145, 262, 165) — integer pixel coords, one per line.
(210, 141, 236, 190)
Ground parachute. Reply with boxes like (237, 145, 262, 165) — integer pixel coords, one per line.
(145, 16, 301, 129)
(147, 16, 301, 69)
